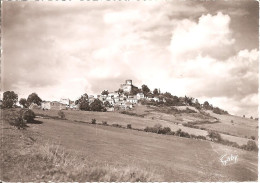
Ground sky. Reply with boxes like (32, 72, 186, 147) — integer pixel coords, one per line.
(2, 0, 259, 117)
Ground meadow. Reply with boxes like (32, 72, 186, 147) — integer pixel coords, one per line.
(33, 106, 256, 146)
(1, 108, 258, 181)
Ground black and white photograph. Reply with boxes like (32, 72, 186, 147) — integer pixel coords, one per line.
(1, 0, 259, 182)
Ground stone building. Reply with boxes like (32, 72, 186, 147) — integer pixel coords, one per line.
(120, 79, 132, 93)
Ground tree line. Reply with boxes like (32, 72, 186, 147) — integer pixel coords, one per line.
(1, 91, 42, 109)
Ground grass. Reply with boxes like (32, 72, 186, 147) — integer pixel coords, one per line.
(36, 143, 161, 182)
(32, 108, 255, 146)
(2, 108, 258, 181)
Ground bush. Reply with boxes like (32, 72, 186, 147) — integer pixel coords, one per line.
(20, 109, 35, 123)
(144, 124, 160, 134)
(112, 123, 122, 128)
(58, 110, 65, 119)
(127, 124, 132, 129)
(91, 119, 96, 124)
(207, 131, 222, 142)
(102, 121, 108, 125)
(13, 116, 27, 129)
(196, 135, 206, 140)
(246, 140, 258, 151)
(158, 127, 171, 134)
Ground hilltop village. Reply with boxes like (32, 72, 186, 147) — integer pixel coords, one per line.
(26, 79, 230, 115)
(38, 80, 161, 111)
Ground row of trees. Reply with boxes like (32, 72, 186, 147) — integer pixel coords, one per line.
(1, 91, 42, 109)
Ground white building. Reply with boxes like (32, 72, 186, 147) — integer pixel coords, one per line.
(60, 98, 70, 106)
(41, 101, 51, 110)
(153, 97, 160, 102)
(127, 97, 138, 104)
(137, 93, 145, 100)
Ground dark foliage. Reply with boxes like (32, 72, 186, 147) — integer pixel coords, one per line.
(27, 93, 42, 106)
(208, 131, 222, 142)
(3, 91, 18, 108)
(112, 123, 122, 128)
(20, 109, 36, 123)
(90, 99, 106, 112)
(91, 119, 96, 124)
(102, 121, 108, 125)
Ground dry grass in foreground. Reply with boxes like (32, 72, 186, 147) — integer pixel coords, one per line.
(25, 142, 162, 182)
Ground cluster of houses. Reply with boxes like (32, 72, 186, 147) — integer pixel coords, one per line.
(35, 80, 162, 111)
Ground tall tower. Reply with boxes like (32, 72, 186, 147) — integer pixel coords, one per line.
(126, 79, 132, 85)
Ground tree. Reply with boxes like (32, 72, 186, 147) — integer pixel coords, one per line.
(90, 99, 105, 112)
(101, 90, 109, 95)
(27, 93, 42, 106)
(79, 100, 90, 111)
(104, 101, 112, 108)
(130, 85, 141, 95)
(75, 93, 89, 111)
(3, 91, 18, 108)
(153, 88, 159, 96)
(203, 101, 210, 110)
(19, 98, 28, 108)
(75, 93, 88, 105)
(117, 89, 124, 95)
(194, 99, 201, 109)
(163, 92, 173, 98)
(141, 84, 150, 97)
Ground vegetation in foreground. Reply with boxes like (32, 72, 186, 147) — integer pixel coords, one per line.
(2, 108, 258, 182)
(2, 108, 161, 182)
(27, 143, 161, 182)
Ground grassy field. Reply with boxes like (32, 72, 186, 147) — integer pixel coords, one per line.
(1, 109, 258, 181)
(132, 105, 258, 139)
(33, 107, 256, 146)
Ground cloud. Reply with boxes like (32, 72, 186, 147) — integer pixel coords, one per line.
(167, 12, 258, 116)
(170, 12, 235, 61)
(2, 1, 258, 117)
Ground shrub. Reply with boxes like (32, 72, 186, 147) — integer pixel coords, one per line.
(102, 121, 108, 125)
(58, 110, 65, 119)
(207, 131, 222, 142)
(166, 131, 175, 135)
(112, 123, 122, 128)
(13, 116, 27, 129)
(220, 139, 239, 148)
(196, 135, 206, 140)
(91, 119, 96, 124)
(158, 127, 171, 134)
(251, 136, 255, 140)
(175, 129, 182, 136)
(144, 124, 163, 134)
(20, 109, 35, 123)
(246, 140, 258, 151)
(127, 124, 132, 129)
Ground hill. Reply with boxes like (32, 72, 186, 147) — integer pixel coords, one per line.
(1, 107, 258, 181)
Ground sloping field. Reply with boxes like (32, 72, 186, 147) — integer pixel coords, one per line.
(17, 118, 259, 181)
(199, 111, 258, 139)
(33, 109, 254, 146)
